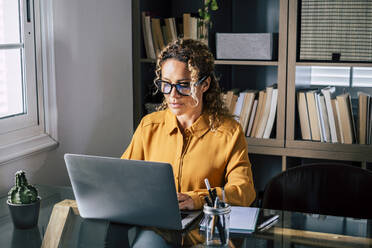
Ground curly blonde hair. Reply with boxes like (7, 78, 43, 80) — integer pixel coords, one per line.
(154, 39, 231, 130)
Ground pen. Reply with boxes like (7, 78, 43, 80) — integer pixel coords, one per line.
(210, 197, 218, 238)
(214, 197, 226, 244)
(204, 178, 216, 202)
(257, 214, 279, 230)
(211, 188, 217, 202)
(258, 218, 278, 232)
(204, 196, 213, 207)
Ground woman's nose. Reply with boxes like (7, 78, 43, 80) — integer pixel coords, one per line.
(169, 85, 181, 97)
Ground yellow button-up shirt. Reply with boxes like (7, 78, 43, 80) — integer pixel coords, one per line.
(121, 109, 256, 209)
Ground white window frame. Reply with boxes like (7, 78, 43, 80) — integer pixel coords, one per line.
(0, 0, 58, 165)
(309, 66, 372, 88)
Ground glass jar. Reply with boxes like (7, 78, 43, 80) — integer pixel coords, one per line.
(203, 203, 231, 247)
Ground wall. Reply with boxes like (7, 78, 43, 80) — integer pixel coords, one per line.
(0, 0, 133, 194)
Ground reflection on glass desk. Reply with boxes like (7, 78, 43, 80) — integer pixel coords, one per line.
(0, 185, 371, 248)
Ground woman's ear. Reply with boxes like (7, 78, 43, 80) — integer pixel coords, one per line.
(202, 77, 211, 93)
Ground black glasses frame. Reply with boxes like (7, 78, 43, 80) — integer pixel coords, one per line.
(155, 75, 208, 96)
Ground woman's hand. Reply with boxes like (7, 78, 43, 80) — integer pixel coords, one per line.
(177, 193, 194, 210)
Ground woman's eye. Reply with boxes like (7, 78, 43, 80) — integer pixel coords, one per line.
(178, 83, 190, 88)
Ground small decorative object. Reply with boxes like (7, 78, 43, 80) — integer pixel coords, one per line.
(198, 0, 219, 45)
(7, 170, 41, 229)
(216, 33, 277, 60)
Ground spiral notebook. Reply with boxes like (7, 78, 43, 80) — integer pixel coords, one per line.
(200, 206, 260, 234)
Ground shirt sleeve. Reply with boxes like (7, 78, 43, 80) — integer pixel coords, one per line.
(223, 125, 256, 207)
(121, 119, 145, 160)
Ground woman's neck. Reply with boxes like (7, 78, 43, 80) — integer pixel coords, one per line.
(176, 112, 202, 132)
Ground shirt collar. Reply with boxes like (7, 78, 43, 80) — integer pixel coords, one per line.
(165, 109, 179, 135)
(165, 109, 210, 138)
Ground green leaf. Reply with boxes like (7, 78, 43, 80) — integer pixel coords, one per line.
(211, 0, 218, 11)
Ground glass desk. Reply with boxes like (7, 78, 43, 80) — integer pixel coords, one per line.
(0, 185, 371, 248)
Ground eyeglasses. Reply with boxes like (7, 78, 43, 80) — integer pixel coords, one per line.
(155, 76, 208, 96)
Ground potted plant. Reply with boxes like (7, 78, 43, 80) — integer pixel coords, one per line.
(7, 170, 41, 229)
(198, 0, 219, 45)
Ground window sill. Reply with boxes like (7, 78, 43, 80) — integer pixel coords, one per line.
(0, 134, 58, 165)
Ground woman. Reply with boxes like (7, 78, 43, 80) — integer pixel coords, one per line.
(122, 38, 256, 210)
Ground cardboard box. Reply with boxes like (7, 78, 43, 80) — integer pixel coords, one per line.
(216, 33, 277, 60)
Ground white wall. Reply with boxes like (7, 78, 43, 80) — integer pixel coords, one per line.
(0, 0, 133, 194)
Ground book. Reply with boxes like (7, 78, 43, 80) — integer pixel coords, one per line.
(222, 91, 232, 113)
(233, 92, 247, 123)
(306, 91, 321, 141)
(336, 93, 355, 144)
(151, 18, 165, 55)
(240, 91, 256, 134)
(255, 86, 274, 138)
(319, 95, 331, 142)
(200, 206, 260, 234)
(246, 100, 258, 137)
(161, 22, 172, 46)
(297, 91, 312, 140)
(251, 90, 266, 138)
(222, 91, 239, 115)
(331, 99, 342, 143)
(334, 99, 345, 144)
(321, 86, 338, 143)
(165, 18, 177, 42)
(314, 93, 325, 142)
(348, 94, 358, 143)
(263, 88, 278, 139)
(183, 13, 191, 39)
(190, 16, 198, 40)
(141, 12, 156, 59)
(358, 92, 370, 145)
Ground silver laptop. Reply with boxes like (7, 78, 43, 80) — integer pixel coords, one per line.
(64, 153, 201, 230)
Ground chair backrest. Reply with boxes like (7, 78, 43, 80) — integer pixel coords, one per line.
(262, 163, 372, 219)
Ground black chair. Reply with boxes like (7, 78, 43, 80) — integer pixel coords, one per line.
(262, 163, 372, 219)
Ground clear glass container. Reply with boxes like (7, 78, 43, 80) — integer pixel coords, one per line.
(203, 203, 231, 247)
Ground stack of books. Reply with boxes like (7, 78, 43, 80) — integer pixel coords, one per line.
(297, 87, 372, 144)
(222, 85, 278, 139)
(141, 12, 208, 59)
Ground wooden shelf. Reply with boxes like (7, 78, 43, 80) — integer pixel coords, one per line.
(296, 62, 372, 67)
(246, 137, 284, 148)
(286, 140, 372, 154)
(284, 146, 372, 163)
(215, 60, 278, 66)
(140, 58, 279, 66)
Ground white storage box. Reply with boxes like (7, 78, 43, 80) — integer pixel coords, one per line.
(216, 33, 276, 60)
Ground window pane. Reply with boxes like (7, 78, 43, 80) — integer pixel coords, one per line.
(352, 67, 372, 87)
(310, 66, 350, 86)
(0, 49, 24, 118)
(0, 0, 21, 44)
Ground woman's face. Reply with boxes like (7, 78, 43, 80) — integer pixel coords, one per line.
(161, 59, 209, 118)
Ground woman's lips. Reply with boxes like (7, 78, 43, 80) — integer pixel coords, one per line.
(169, 102, 183, 108)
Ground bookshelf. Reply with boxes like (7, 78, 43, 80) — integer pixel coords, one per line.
(286, 0, 372, 163)
(132, 0, 372, 197)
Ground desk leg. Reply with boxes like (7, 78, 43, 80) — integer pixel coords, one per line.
(41, 199, 79, 248)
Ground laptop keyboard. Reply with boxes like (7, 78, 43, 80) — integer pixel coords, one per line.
(181, 213, 189, 219)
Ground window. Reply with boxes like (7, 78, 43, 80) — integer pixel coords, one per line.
(309, 66, 350, 87)
(308, 66, 372, 87)
(0, 0, 38, 135)
(352, 67, 372, 87)
(0, 0, 58, 164)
